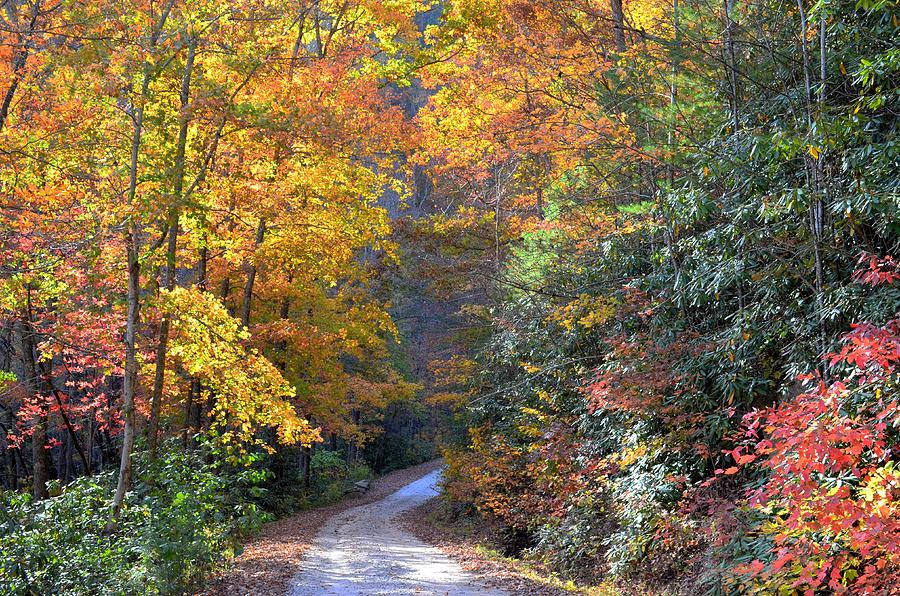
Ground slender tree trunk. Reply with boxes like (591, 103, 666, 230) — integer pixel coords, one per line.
(348, 408, 361, 463)
(17, 304, 48, 500)
(2, 440, 13, 489)
(149, 39, 196, 457)
(217, 193, 238, 309)
(279, 294, 291, 323)
(58, 433, 70, 484)
(667, 0, 680, 186)
(796, 0, 828, 366)
(722, 0, 745, 313)
(86, 412, 95, 477)
(0, 0, 42, 132)
(493, 166, 504, 275)
(15, 445, 26, 488)
(290, 5, 310, 80)
(813, 11, 828, 366)
(610, 0, 626, 53)
(183, 380, 195, 447)
(1, 412, 28, 489)
(662, 1, 689, 321)
(723, 0, 740, 132)
(112, 0, 176, 525)
(275, 273, 293, 370)
(113, 230, 141, 519)
(1, 424, 9, 489)
(240, 218, 266, 328)
(219, 277, 231, 303)
(184, 241, 209, 444)
(43, 378, 91, 475)
(147, 208, 179, 455)
(796, 0, 814, 127)
(303, 445, 312, 488)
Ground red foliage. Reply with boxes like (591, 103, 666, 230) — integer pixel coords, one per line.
(830, 320, 900, 373)
(586, 331, 706, 423)
(734, 254, 900, 593)
(853, 253, 900, 286)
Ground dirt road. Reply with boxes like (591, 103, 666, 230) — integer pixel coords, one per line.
(287, 469, 507, 596)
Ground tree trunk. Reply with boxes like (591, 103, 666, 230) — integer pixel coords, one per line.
(240, 218, 266, 328)
(57, 432, 70, 484)
(348, 408, 361, 463)
(149, 39, 196, 457)
(44, 376, 91, 476)
(0, 423, 10, 489)
(0, 0, 42, 132)
(813, 14, 828, 368)
(112, 225, 141, 520)
(610, 0, 627, 53)
(667, 0, 680, 185)
(303, 445, 312, 488)
(275, 273, 292, 371)
(112, 0, 176, 524)
(17, 305, 48, 500)
(723, 0, 740, 132)
(796, 0, 828, 368)
(184, 242, 208, 444)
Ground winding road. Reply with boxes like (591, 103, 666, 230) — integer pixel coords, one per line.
(287, 469, 506, 596)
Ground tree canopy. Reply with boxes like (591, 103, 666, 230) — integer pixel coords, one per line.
(1, 0, 899, 592)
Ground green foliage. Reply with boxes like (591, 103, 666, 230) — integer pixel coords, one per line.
(310, 450, 371, 505)
(437, 0, 900, 590)
(0, 445, 267, 595)
(533, 505, 609, 582)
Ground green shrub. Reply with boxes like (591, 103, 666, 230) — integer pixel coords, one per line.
(310, 450, 370, 505)
(0, 445, 267, 596)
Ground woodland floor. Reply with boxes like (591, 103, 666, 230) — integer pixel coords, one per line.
(201, 459, 443, 596)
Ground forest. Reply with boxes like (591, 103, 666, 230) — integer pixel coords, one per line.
(0, 0, 897, 593)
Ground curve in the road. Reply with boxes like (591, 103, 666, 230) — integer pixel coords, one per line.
(287, 468, 507, 596)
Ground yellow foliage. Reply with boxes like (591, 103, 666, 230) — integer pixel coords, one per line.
(162, 287, 321, 450)
(547, 294, 618, 331)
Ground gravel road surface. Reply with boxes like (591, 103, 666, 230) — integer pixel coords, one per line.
(287, 469, 507, 596)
